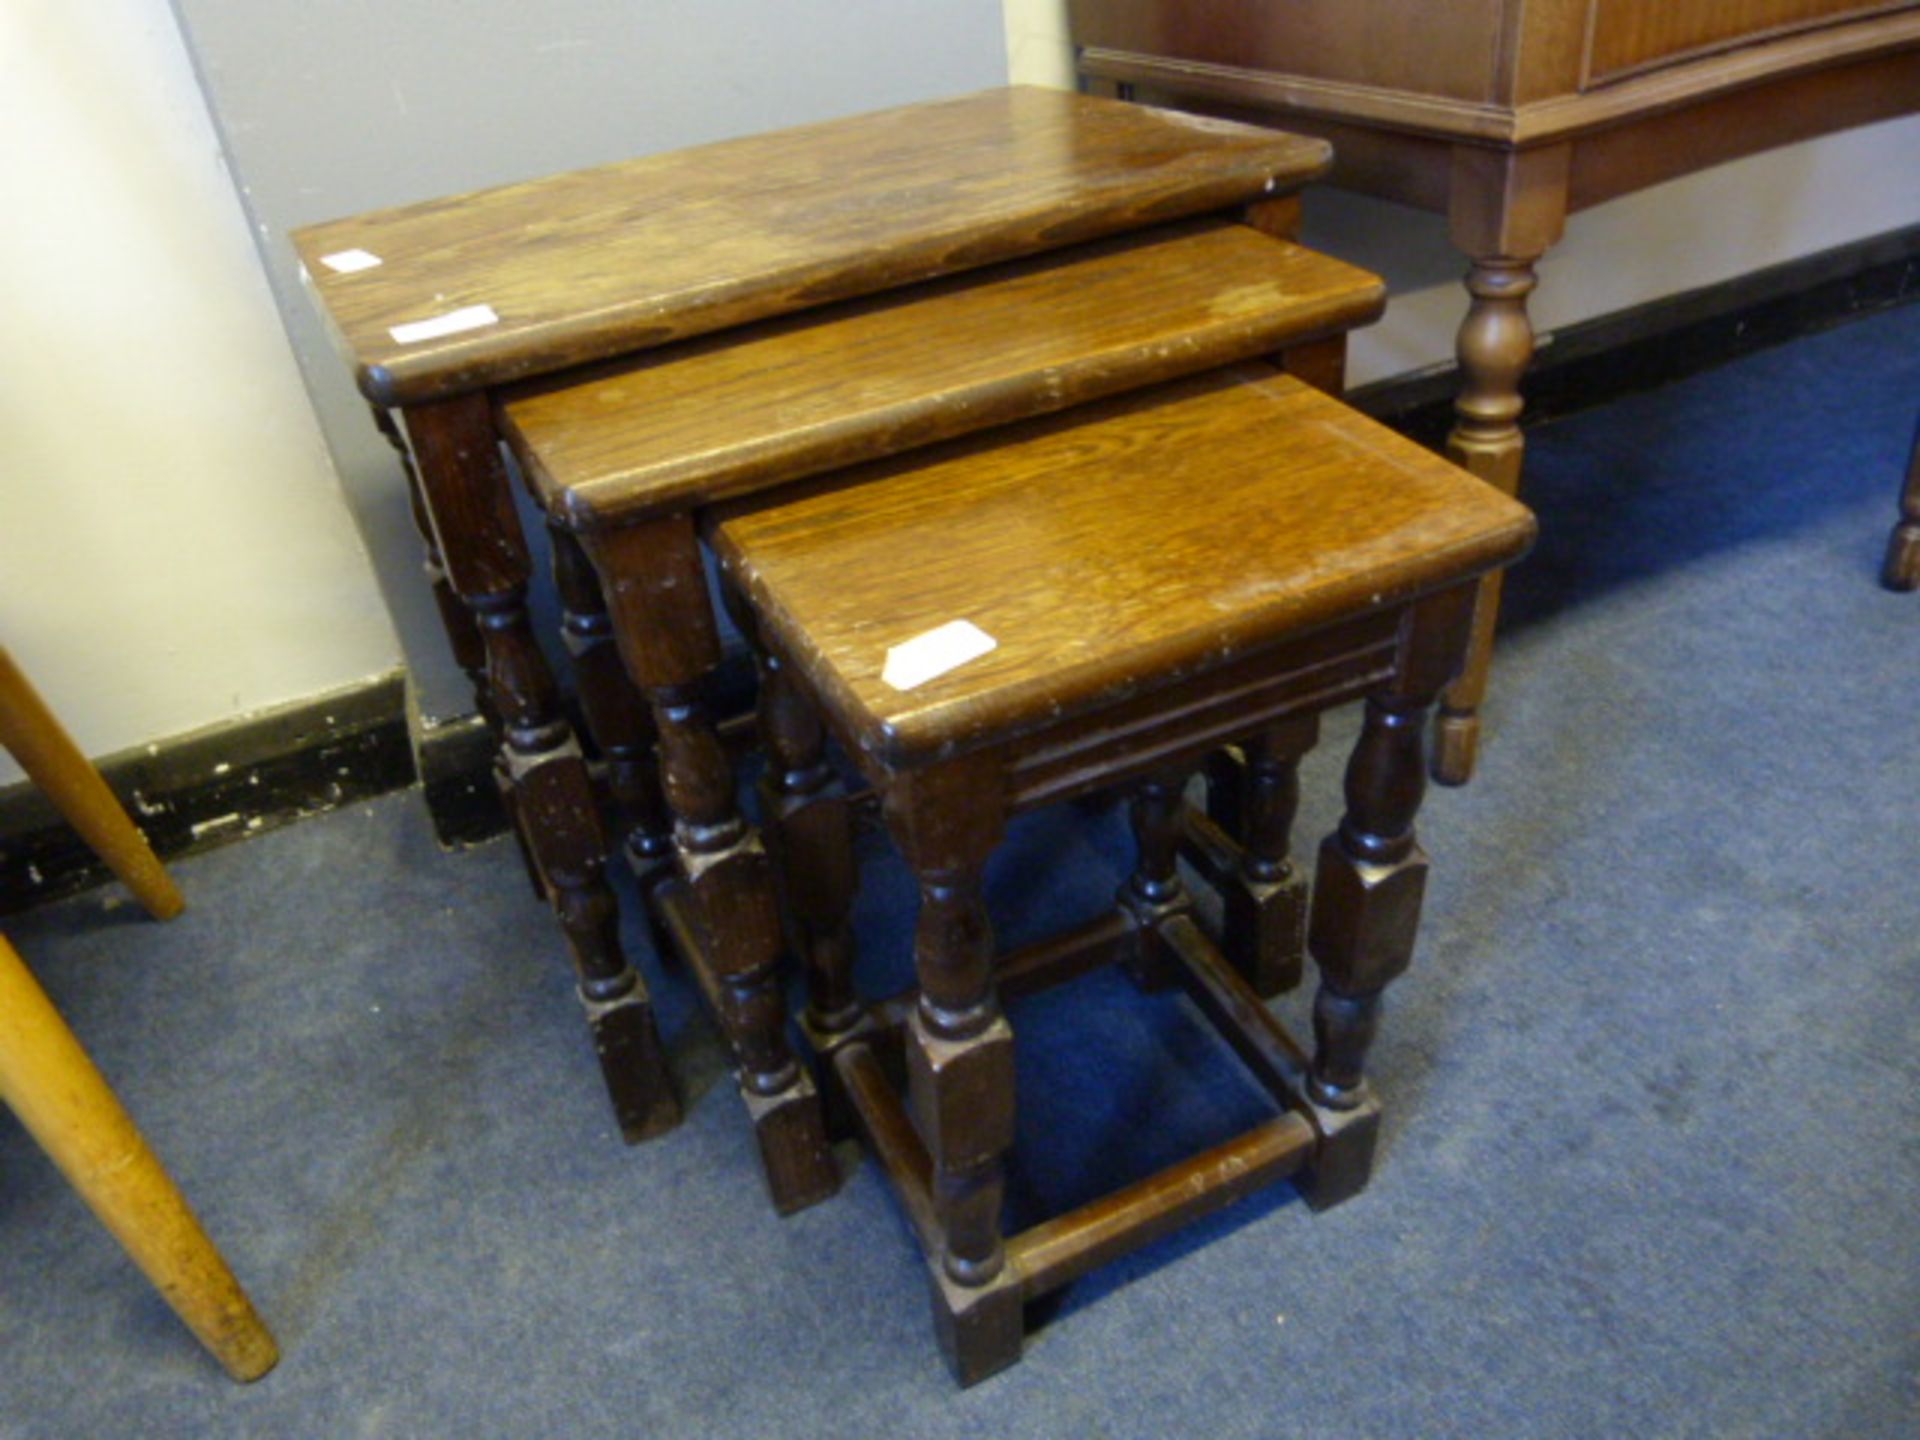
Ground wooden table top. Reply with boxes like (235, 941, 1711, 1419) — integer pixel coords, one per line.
(291, 87, 1329, 407)
(711, 367, 1537, 766)
(501, 221, 1385, 529)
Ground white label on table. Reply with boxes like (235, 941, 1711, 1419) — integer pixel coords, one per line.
(881, 620, 997, 692)
(319, 248, 383, 274)
(388, 304, 500, 344)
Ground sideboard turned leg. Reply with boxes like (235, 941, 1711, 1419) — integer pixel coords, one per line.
(1435, 143, 1568, 787)
(1436, 255, 1537, 788)
(1882, 417, 1920, 592)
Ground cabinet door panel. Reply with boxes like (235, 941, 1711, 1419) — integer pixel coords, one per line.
(1587, 1, 1902, 84)
(1070, 0, 1509, 102)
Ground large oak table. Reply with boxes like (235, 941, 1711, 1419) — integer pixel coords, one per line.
(291, 87, 1343, 1209)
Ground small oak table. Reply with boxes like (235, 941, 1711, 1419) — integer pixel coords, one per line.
(708, 366, 1536, 1382)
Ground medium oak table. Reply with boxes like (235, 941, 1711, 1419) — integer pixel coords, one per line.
(1072, 0, 1920, 780)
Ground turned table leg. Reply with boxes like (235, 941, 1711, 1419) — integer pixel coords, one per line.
(1117, 766, 1196, 991)
(548, 522, 674, 875)
(884, 756, 1022, 1388)
(404, 397, 679, 1144)
(1224, 714, 1319, 997)
(584, 516, 837, 1214)
(1882, 415, 1920, 591)
(1302, 587, 1475, 1206)
(759, 650, 861, 1049)
(378, 403, 546, 898)
(374, 405, 495, 724)
(1308, 695, 1431, 1111)
(718, 580, 861, 1055)
(1433, 145, 1569, 787)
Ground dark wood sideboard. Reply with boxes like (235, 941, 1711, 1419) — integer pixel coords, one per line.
(1072, 0, 1920, 781)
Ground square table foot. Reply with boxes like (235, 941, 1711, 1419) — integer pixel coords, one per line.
(580, 985, 681, 1144)
(743, 1071, 840, 1216)
(929, 1262, 1025, 1389)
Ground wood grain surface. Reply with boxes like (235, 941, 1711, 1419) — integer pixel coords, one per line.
(1587, 0, 1892, 82)
(1076, 4, 1920, 147)
(501, 222, 1385, 527)
(291, 87, 1330, 406)
(1071, 0, 1512, 104)
(712, 367, 1536, 765)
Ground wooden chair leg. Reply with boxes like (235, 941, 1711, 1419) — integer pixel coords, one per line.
(0, 647, 183, 921)
(0, 932, 277, 1381)
(1881, 415, 1920, 592)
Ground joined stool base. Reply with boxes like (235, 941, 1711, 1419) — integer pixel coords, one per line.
(820, 903, 1365, 1385)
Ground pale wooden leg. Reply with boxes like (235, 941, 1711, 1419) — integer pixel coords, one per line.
(0, 647, 183, 920)
(0, 932, 276, 1381)
(1433, 144, 1569, 787)
(1882, 416, 1920, 592)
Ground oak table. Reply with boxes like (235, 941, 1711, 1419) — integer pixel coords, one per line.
(709, 366, 1536, 1382)
(292, 86, 1342, 1210)
(1072, 0, 1920, 780)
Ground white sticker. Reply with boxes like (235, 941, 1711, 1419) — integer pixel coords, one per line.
(319, 248, 383, 274)
(388, 304, 500, 344)
(881, 620, 997, 692)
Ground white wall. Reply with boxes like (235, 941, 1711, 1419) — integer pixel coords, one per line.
(173, 0, 1010, 729)
(1004, 0, 1920, 386)
(0, 0, 398, 786)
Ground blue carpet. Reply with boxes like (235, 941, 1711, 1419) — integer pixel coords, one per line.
(3, 301, 1917, 1438)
